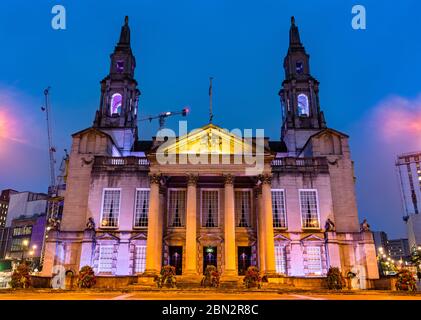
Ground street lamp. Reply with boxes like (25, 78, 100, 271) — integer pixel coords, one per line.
(21, 239, 29, 262)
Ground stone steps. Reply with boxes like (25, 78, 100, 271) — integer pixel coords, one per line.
(130, 275, 295, 291)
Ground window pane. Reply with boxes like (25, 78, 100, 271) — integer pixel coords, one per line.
(99, 246, 114, 273)
(306, 246, 322, 275)
(101, 189, 120, 227)
(202, 190, 219, 228)
(134, 245, 146, 273)
(275, 245, 287, 274)
(272, 190, 287, 228)
(134, 189, 149, 227)
(300, 190, 320, 228)
(168, 190, 186, 227)
(235, 191, 251, 227)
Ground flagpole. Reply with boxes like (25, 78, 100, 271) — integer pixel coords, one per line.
(209, 77, 213, 124)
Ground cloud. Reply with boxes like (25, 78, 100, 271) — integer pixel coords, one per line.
(350, 94, 421, 238)
(0, 85, 48, 192)
(368, 95, 421, 151)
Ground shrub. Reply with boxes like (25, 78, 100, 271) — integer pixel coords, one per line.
(77, 265, 96, 288)
(10, 263, 31, 289)
(326, 267, 346, 290)
(243, 266, 262, 289)
(154, 265, 176, 288)
(395, 269, 417, 291)
(201, 265, 220, 288)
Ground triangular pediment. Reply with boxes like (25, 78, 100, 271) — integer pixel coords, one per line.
(155, 124, 257, 155)
(129, 232, 147, 241)
(95, 232, 120, 241)
(300, 234, 325, 243)
(274, 234, 291, 242)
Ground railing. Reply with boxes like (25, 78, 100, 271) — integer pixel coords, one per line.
(93, 156, 150, 170)
(271, 157, 329, 173)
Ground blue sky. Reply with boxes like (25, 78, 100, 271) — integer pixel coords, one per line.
(0, 0, 420, 238)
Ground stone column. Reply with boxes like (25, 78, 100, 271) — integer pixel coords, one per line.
(185, 174, 198, 275)
(325, 232, 341, 269)
(255, 187, 266, 272)
(261, 174, 276, 275)
(144, 174, 161, 275)
(223, 174, 237, 276)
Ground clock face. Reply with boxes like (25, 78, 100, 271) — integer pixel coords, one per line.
(116, 60, 125, 73)
(296, 61, 304, 74)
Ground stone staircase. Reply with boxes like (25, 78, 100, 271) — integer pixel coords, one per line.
(129, 275, 294, 291)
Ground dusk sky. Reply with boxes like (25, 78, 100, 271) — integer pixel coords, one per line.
(0, 0, 420, 238)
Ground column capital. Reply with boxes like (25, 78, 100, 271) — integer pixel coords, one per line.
(223, 174, 234, 185)
(258, 173, 272, 185)
(187, 174, 199, 186)
(149, 173, 162, 185)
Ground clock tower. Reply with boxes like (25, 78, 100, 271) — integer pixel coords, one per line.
(279, 17, 326, 154)
(93, 16, 140, 154)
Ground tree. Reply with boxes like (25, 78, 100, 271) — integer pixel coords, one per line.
(10, 263, 32, 289)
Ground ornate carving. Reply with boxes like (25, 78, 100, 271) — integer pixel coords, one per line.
(81, 156, 94, 166)
(187, 174, 199, 186)
(47, 217, 61, 231)
(360, 218, 370, 232)
(324, 218, 336, 232)
(149, 173, 162, 185)
(223, 174, 234, 185)
(86, 217, 96, 231)
(258, 174, 272, 185)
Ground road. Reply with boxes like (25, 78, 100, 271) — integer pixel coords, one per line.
(0, 290, 420, 300)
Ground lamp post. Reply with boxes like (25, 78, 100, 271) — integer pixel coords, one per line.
(21, 239, 29, 263)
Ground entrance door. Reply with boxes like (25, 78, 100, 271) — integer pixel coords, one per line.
(169, 246, 183, 275)
(203, 246, 217, 274)
(238, 246, 252, 275)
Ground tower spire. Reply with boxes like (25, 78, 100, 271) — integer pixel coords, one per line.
(118, 16, 131, 46)
(289, 16, 302, 48)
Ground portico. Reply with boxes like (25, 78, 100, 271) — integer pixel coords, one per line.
(143, 124, 275, 277)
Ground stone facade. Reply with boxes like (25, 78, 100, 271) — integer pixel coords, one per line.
(41, 16, 379, 289)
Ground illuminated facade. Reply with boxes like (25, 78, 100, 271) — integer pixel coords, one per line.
(396, 151, 421, 250)
(42, 17, 379, 288)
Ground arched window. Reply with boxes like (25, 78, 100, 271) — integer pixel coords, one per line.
(297, 94, 309, 117)
(110, 93, 122, 115)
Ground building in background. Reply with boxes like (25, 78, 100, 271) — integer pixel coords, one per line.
(0, 189, 18, 228)
(6, 214, 47, 269)
(5, 192, 48, 227)
(0, 227, 12, 259)
(396, 152, 421, 250)
(373, 231, 389, 252)
(387, 238, 410, 261)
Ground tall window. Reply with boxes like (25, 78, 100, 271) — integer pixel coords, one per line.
(299, 189, 320, 229)
(133, 245, 146, 274)
(272, 190, 287, 228)
(168, 190, 186, 227)
(110, 93, 122, 115)
(101, 189, 121, 228)
(201, 190, 219, 228)
(297, 93, 309, 117)
(134, 189, 150, 228)
(10, 238, 31, 252)
(235, 190, 251, 227)
(275, 245, 287, 274)
(98, 245, 114, 273)
(306, 246, 322, 275)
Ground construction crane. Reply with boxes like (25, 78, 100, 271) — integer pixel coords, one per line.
(139, 107, 189, 131)
(41, 87, 57, 195)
